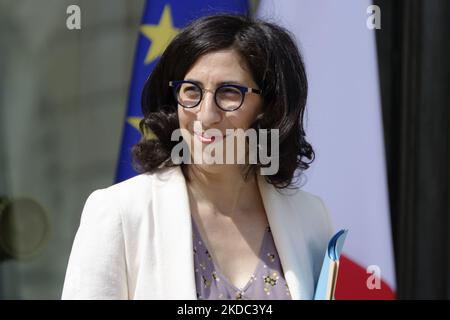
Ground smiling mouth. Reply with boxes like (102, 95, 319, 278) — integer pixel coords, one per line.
(194, 132, 227, 143)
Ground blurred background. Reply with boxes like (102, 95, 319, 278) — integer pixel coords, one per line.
(0, 0, 448, 299)
(0, 0, 145, 299)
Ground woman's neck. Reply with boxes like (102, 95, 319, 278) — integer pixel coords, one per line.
(186, 164, 262, 218)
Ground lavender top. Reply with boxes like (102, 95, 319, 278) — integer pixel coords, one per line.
(192, 215, 292, 300)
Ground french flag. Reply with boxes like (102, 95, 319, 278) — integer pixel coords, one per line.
(257, 0, 396, 299)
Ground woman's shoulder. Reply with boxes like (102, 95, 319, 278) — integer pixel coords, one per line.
(286, 187, 325, 206)
(90, 166, 179, 203)
(277, 186, 332, 220)
(101, 172, 154, 198)
(291, 189, 331, 220)
(82, 167, 180, 221)
(285, 188, 334, 243)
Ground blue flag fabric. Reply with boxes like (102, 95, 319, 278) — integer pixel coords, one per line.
(114, 0, 249, 183)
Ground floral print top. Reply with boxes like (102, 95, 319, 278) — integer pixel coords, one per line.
(191, 215, 292, 300)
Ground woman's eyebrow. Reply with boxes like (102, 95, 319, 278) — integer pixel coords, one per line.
(184, 78, 246, 86)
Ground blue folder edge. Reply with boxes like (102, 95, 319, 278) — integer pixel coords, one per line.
(313, 229, 348, 300)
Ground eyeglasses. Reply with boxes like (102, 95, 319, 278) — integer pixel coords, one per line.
(169, 80, 262, 112)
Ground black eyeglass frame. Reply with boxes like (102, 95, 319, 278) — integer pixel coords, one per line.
(169, 80, 262, 112)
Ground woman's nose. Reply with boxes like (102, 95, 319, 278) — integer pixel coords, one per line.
(197, 91, 222, 126)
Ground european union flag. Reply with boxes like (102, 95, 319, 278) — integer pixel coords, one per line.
(114, 0, 250, 183)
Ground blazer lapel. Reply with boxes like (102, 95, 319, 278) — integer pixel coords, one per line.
(152, 166, 197, 299)
(257, 174, 315, 300)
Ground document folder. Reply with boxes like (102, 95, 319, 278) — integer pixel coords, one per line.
(314, 229, 348, 300)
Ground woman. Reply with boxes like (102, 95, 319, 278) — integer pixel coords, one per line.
(62, 14, 333, 300)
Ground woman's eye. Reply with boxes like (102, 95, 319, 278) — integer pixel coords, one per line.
(221, 87, 241, 95)
(184, 86, 198, 92)
(181, 86, 201, 98)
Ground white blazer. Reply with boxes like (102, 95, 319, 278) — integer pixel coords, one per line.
(62, 166, 333, 300)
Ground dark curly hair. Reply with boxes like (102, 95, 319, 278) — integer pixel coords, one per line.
(132, 14, 314, 189)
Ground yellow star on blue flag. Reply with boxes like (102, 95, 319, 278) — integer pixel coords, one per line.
(141, 5, 180, 64)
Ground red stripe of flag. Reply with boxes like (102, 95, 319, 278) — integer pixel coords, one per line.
(336, 255, 396, 300)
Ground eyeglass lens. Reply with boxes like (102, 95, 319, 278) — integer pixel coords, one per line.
(176, 82, 243, 111)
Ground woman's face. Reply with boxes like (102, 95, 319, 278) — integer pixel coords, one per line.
(177, 49, 263, 167)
